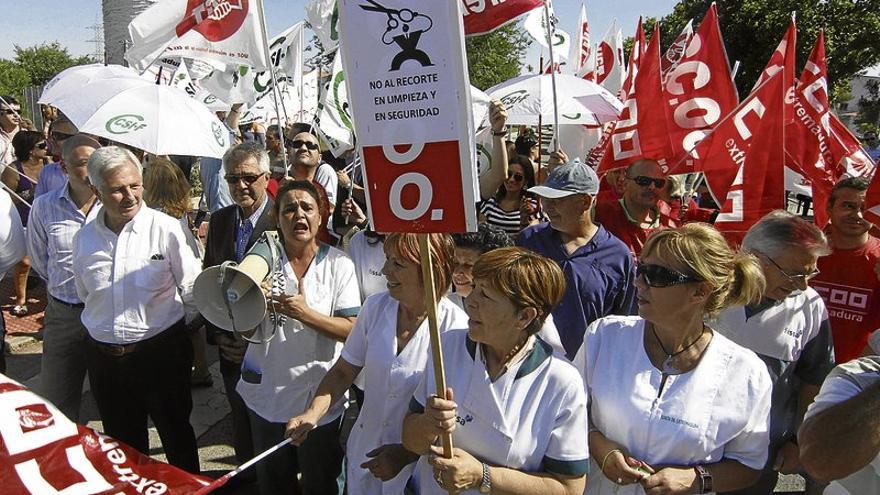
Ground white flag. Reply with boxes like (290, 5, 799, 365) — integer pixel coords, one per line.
(523, 5, 570, 63)
(127, 0, 270, 72)
(306, 0, 339, 52)
(314, 49, 354, 157)
(572, 4, 592, 74)
(594, 20, 625, 95)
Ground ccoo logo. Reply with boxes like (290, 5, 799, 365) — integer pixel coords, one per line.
(176, 0, 249, 42)
(105, 114, 147, 135)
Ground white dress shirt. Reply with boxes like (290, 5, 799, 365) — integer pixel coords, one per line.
(72, 203, 201, 344)
(0, 189, 26, 276)
(27, 180, 100, 304)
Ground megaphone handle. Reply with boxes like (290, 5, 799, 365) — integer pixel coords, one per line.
(218, 262, 240, 334)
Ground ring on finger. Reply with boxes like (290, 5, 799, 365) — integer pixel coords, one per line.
(616, 477, 623, 484)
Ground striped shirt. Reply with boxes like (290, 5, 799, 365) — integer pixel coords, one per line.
(479, 196, 544, 235)
(26, 181, 100, 304)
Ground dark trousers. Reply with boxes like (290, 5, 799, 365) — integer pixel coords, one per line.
(86, 321, 199, 473)
(248, 408, 345, 495)
(220, 354, 255, 464)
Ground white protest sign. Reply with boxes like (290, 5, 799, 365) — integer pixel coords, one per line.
(339, 0, 477, 233)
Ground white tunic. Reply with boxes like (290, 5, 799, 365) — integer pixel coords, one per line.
(237, 244, 361, 423)
(573, 316, 773, 495)
(341, 293, 468, 495)
(411, 330, 589, 495)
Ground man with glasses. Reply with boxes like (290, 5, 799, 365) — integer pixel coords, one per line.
(0, 95, 21, 171)
(287, 131, 337, 242)
(518, 161, 637, 359)
(202, 141, 275, 486)
(864, 131, 879, 163)
(595, 158, 678, 256)
(712, 211, 835, 494)
(35, 115, 79, 197)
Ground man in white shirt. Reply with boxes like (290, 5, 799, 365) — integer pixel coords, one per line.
(27, 135, 100, 422)
(0, 187, 26, 373)
(72, 146, 201, 473)
(0, 95, 21, 171)
(799, 355, 880, 494)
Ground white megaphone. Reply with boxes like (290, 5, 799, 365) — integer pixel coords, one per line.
(194, 231, 283, 343)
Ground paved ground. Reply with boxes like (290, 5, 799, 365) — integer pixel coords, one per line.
(1, 277, 806, 494)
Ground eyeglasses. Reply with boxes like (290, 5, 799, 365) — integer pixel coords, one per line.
(636, 263, 701, 288)
(36, 142, 47, 150)
(629, 175, 667, 188)
(224, 173, 266, 185)
(761, 254, 820, 284)
(507, 171, 524, 182)
(287, 139, 319, 150)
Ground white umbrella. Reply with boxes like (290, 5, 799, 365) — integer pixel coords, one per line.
(39, 64, 142, 105)
(51, 81, 229, 158)
(486, 74, 623, 127)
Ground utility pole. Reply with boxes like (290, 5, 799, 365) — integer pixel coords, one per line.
(87, 19, 104, 64)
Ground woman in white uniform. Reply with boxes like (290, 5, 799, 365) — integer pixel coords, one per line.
(574, 223, 774, 494)
(236, 179, 361, 495)
(286, 232, 467, 494)
(403, 247, 589, 495)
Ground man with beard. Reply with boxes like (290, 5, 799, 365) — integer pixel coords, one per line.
(811, 177, 880, 363)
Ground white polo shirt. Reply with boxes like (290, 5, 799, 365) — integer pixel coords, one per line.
(341, 292, 468, 495)
(574, 316, 772, 495)
(411, 330, 589, 495)
(237, 243, 360, 423)
(345, 229, 387, 302)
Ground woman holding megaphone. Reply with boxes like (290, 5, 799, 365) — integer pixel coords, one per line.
(235, 179, 361, 495)
(285, 232, 468, 495)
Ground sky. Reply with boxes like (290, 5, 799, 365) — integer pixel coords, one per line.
(0, 0, 679, 62)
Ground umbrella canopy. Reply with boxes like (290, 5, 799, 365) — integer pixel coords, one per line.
(486, 74, 623, 127)
(51, 80, 229, 158)
(39, 64, 142, 105)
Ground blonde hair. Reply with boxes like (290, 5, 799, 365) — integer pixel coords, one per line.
(471, 247, 565, 335)
(384, 233, 455, 297)
(144, 157, 191, 219)
(642, 223, 765, 317)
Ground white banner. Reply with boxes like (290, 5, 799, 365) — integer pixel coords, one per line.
(523, 4, 570, 63)
(315, 49, 355, 157)
(306, 0, 340, 52)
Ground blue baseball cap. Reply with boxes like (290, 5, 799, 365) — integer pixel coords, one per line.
(529, 160, 600, 198)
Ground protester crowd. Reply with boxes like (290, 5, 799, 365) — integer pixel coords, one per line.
(2, 91, 880, 495)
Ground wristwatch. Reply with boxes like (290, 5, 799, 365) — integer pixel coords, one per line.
(479, 462, 492, 493)
(694, 465, 713, 493)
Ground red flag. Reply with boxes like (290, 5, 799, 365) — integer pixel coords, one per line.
(785, 30, 836, 227)
(619, 17, 647, 99)
(829, 113, 876, 177)
(593, 20, 625, 93)
(664, 3, 739, 175)
(0, 375, 211, 494)
(596, 25, 674, 174)
(661, 19, 694, 76)
(753, 15, 797, 92)
(573, 4, 592, 74)
(462, 0, 543, 36)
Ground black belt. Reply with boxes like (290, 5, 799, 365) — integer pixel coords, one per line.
(51, 295, 84, 309)
(89, 319, 185, 357)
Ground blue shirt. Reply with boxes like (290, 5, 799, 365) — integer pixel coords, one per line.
(35, 162, 67, 197)
(518, 223, 637, 358)
(199, 156, 232, 212)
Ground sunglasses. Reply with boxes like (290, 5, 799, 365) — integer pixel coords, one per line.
(36, 142, 47, 150)
(629, 175, 667, 188)
(761, 254, 820, 284)
(287, 139, 319, 150)
(224, 173, 266, 185)
(636, 263, 700, 288)
(507, 171, 524, 182)
(1, 108, 19, 115)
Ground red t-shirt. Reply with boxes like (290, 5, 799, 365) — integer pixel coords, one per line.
(595, 199, 678, 257)
(812, 236, 880, 363)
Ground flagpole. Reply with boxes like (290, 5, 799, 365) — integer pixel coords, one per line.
(299, 26, 305, 124)
(257, 0, 289, 177)
(543, 1, 560, 151)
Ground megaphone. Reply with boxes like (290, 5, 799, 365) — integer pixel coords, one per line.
(194, 231, 283, 343)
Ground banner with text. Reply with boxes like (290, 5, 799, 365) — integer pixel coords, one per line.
(340, 0, 478, 233)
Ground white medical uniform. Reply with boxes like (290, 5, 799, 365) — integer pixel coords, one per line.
(237, 243, 361, 424)
(573, 316, 773, 494)
(411, 330, 589, 495)
(341, 292, 468, 495)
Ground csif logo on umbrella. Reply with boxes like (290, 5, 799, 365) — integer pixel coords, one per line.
(106, 114, 148, 135)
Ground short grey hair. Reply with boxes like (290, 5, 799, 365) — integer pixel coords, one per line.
(223, 141, 270, 174)
(742, 210, 830, 259)
(61, 134, 100, 165)
(87, 146, 142, 190)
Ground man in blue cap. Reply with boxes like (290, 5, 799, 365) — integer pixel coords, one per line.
(517, 160, 637, 358)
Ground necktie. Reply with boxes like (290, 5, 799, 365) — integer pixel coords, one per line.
(236, 219, 253, 262)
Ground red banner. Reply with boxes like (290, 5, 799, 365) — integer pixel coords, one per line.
(661, 19, 694, 76)
(0, 374, 211, 495)
(461, 0, 543, 36)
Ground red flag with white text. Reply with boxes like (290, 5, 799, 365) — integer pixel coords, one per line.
(0, 374, 211, 494)
(661, 19, 694, 77)
(462, 0, 544, 36)
(829, 113, 876, 177)
(573, 4, 592, 76)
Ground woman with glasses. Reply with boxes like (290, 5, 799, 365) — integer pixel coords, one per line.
(1, 130, 47, 316)
(479, 155, 545, 235)
(573, 223, 774, 494)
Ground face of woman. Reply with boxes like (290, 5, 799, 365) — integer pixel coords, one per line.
(381, 246, 423, 301)
(634, 253, 702, 324)
(465, 278, 527, 345)
(452, 247, 480, 296)
(277, 189, 322, 244)
(505, 163, 526, 194)
(32, 141, 48, 161)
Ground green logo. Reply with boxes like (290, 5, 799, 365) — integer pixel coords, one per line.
(333, 70, 353, 131)
(212, 121, 226, 147)
(106, 114, 147, 135)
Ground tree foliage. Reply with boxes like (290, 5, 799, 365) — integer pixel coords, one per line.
(654, 0, 880, 101)
(858, 79, 880, 129)
(0, 42, 94, 114)
(465, 24, 531, 91)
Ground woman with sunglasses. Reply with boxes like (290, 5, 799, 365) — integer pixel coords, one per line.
(573, 223, 774, 494)
(1, 130, 47, 316)
(479, 155, 545, 235)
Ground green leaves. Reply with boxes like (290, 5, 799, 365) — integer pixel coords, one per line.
(466, 24, 531, 91)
